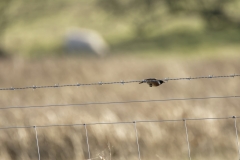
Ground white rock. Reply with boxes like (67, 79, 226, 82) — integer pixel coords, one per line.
(65, 28, 109, 56)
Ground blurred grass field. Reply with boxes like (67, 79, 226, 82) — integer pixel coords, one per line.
(2, 0, 240, 57)
(0, 55, 240, 160)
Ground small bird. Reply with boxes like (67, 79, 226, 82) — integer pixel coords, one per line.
(139, 78, 165, 87)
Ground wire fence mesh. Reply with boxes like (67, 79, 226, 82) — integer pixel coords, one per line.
(0, 74, 240, 159)
(0, 116, 239, 160)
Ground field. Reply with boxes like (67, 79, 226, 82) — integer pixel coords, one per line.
(0, 55, 240, 160)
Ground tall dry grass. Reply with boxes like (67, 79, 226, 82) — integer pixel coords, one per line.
(0, 55, 240, 160)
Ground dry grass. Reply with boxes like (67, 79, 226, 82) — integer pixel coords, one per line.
(0, 55, 240, 160)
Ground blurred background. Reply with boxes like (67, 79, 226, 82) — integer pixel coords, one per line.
(0, 0, 240, 160)
(0, 0, 240, 57)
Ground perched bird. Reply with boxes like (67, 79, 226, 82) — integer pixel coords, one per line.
(139, 78, 165, 87)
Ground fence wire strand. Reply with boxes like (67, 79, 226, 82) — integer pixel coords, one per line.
(0, 116, 239, 130)
(184, 120, 192, 160)
(0, 74, 239, 91)
(0, 95, 239, 110)
(84, 124, 91, 159)
(234, 118, 240, 160)
(134, 121, 141, 160)
(34, 126, 41, 160)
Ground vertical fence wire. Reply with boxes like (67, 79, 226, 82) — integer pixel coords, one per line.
(134, 121, 141, 160)
(84, 124, 91, 159)
(184, 120, 191, 160)
(34, 126, 41, 160)
(234, 118, 240, 160)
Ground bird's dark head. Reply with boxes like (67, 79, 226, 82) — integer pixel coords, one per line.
(159, 80, 165, 84)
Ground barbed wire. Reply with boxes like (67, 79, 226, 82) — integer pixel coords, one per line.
(0, 116, 239, 130)
(1, 95, 239, 110)
(0, 74, 239, 91)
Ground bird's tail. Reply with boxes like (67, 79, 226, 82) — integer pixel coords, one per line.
(139, 81, 143, 84)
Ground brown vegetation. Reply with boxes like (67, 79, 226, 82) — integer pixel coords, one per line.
(0, 56, 240, 160)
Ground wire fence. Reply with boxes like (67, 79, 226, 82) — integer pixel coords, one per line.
(0, 73, 240, 159)
(1, 95, 239, 110)
(0, 116, 240, 160)
(0, 73, 239, 91)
